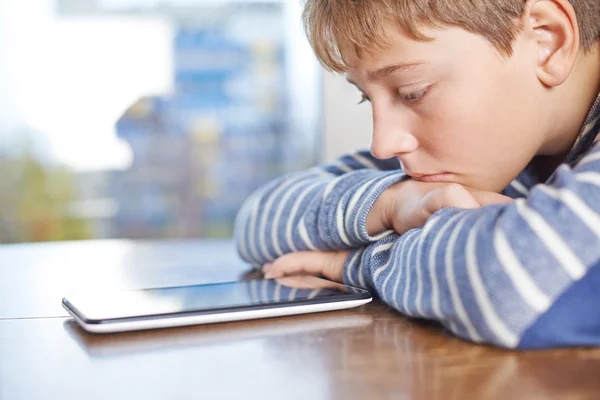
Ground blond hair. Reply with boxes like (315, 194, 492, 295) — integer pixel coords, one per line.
(303, 0, 600, 72)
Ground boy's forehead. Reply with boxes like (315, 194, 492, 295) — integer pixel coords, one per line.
(344, 25, 489, 79)
(343, 24, 436, 77)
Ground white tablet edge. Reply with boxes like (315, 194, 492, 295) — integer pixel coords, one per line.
(64, 297, 372, 334)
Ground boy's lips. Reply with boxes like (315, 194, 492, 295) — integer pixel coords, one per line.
(407, 172, 453, 182)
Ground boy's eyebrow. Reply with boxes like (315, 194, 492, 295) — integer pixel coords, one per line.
(369, 62, 427, 80)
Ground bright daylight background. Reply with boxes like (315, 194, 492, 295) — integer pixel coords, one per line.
(0, 0, 323, 243)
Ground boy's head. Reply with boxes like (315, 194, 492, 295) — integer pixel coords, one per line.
(304, 0, 600, 192)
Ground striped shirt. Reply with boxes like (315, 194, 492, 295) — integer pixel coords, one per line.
(234, 96, 600, 349)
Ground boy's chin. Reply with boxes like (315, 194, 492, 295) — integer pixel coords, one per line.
(450, 175, 514, 194)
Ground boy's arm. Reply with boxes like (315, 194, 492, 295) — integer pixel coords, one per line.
(343, 140, 600, 348)
(234, 150, 406, 267)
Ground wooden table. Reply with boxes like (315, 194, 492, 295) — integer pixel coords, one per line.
(1, 239, 599, 400)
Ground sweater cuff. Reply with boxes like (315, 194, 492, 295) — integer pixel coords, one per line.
(342, 172, 407, 246)
(343, 248, 371, 290)
(343, 232, 401, 292)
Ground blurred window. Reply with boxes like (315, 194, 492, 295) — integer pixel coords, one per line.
(0, 0, 321, 242)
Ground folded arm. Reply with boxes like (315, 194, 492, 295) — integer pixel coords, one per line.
(344, 141, 600, 348)
(234, 151, 405, 267)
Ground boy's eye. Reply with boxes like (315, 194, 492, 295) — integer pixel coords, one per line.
(358, 92, 371, 105)
(356, 87, 429, 105)
(398, 88, 429, 103)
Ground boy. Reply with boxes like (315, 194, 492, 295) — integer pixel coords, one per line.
(234, 0, 600, 349)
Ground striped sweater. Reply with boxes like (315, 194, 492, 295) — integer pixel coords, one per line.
(234, 96, 600, 349)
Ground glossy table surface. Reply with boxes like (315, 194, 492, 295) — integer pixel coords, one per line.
(1, 239, 599, 400)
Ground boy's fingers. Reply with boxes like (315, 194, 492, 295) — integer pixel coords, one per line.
(263, 251, 348, 282)
(420, 184, 480, 217)
(264, 252, 325, 279)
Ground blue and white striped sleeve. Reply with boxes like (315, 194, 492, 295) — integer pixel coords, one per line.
(345, 140, 600, 349)
(234, 150, 406, 267)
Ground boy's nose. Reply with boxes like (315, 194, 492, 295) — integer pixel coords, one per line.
(369, 104, 420, 160)
(370, 130, 419, 160)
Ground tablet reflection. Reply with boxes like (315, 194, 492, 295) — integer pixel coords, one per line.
(64, 309, 373, 358)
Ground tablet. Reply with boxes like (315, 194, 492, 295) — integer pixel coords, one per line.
(62, 276, 372, 333)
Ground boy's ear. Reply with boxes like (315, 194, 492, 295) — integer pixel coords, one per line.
(525, 0, 580, 87)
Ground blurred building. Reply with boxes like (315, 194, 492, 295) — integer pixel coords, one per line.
(112, 18, 290, 238)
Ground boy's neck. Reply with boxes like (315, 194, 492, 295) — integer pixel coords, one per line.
(532, 44, 600, 181)
(539, 43, 600, 164)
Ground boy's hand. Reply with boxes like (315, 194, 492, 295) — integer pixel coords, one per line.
(263, 250, 351, 283)
(368, 180, 513, 236)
